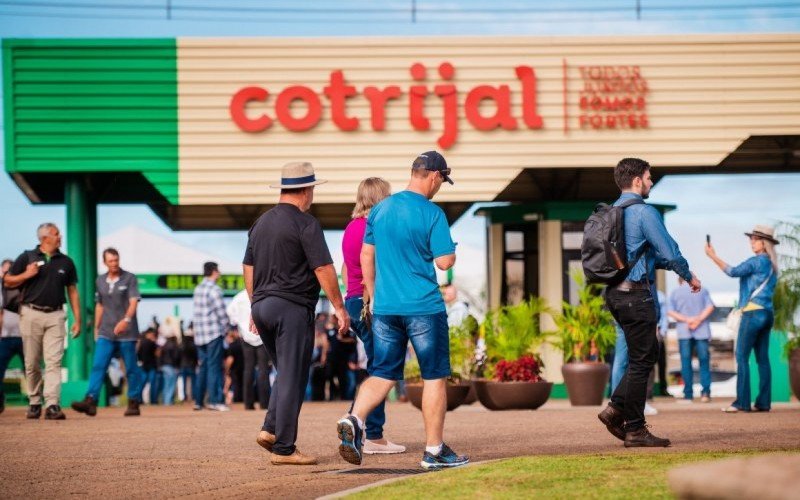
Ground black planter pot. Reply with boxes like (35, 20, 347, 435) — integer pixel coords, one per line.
(561, 362, 610, 406)
(473, 380, 553, 410)
(405, 383, 471, 411)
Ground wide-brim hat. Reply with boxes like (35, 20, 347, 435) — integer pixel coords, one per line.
(269, 161, 328, 189)
(745, 224, 779, 245)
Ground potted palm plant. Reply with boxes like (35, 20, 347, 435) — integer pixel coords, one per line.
(473, 297, 554, 410)
(553, 272, 616, 406)
(404, 318, 476, 411)
(774, 221, 800, 400)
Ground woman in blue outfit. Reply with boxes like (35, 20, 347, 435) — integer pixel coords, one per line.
(706, 224, 779, 413)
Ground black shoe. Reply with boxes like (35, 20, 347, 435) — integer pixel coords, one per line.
(124, 399, 141, 416)
(624, 425, 670, 448)
(45, 405, 66, 420)
(71, 396, 97, 416)
(26, 404, 42, 419)
(336, 415, 364, 465)
(598, 404, 625, 441)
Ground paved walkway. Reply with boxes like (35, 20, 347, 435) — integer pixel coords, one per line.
(1, 398, 798, 498)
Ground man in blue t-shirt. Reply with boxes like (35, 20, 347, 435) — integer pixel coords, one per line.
(336, 151, 469, 470)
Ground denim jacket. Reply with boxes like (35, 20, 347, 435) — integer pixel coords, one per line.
(613, 193, 693, 285)
(725, 253, 776, 311)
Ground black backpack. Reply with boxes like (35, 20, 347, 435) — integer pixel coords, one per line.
(581, 198, 644, 285)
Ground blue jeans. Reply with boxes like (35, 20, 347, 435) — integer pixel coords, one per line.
(678, 338, 711, 399)
(611, 324, 628, 392)
(346, 296, 386, 440)
(196, 336, 224, 406)
(160, 365, 178, 405)
(0, 337, 24, 405)
(734, 309, 773, 411)
(142, 368, 158, 403)
(372, 311, 450, 381)
(87, 337, 143, 403)
(179, 366, 197, 402)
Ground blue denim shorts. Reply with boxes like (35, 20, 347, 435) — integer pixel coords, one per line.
(371, 312, 450, 381)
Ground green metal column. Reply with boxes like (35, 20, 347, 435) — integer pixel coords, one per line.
(65, 178, 96, 382)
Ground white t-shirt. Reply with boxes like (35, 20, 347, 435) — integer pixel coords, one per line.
(226, 289, 262, 347)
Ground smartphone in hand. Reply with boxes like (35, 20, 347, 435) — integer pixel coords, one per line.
(706, 234, 711, 245)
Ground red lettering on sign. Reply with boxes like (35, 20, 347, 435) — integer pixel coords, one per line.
(324, 70, 359, 131)
(363, 85, 402, 131)
(275, 86, 321, 132)
(229, 62, 561, 148)
(229, 86, 272, 132)
(577, 65, 649, 131)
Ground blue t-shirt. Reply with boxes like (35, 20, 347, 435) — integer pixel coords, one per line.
(365, 190, 456, 316)
(669, 284, 715, 340)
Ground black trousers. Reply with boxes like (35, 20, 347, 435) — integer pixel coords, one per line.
(242, 343, 271, 409)
(251, 296, 314, 456)
(606, 288, 659, 431)
(656, 337, 669, 394)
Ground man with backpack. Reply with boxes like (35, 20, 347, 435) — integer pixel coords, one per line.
(585, 158, 700, 448)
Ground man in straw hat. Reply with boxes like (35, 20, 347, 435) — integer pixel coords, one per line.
(336, 151, 469, 470)
(244, 161, 349, 466)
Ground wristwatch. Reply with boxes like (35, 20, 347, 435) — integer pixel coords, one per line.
(122, 317, 131, 323)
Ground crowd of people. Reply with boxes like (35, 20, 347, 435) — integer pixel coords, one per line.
(0, 152, 782, 470)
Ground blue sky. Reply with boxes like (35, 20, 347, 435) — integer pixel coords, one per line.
(2, 1, 800, 320)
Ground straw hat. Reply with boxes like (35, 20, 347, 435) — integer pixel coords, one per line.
(269, 161, 328, 189)
(745, 224, 780, 245)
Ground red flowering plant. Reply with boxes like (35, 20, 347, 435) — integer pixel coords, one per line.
(481, 297, 554, 383)
(494, 354, 544, 382)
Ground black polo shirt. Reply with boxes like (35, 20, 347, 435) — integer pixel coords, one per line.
(243, 203, 333, 309)
(8, 246, 78, 309)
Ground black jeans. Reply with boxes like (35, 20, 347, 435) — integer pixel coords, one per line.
(242, 343, 271, 409)
(251, 296, 315, 456)
(606, 288, 659, 431)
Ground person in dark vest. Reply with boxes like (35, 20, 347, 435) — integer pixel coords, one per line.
(4, 223, 81, 420)
(72, 248, 145, 417)
(597, 158, 701, 447)
(244, 161, 349, 466)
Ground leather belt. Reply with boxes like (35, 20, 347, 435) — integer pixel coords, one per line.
(24, 303, 59, 313)
(613, 281, 650, 292)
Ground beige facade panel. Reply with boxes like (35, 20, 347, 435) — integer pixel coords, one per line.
(177, 34, 800, 205)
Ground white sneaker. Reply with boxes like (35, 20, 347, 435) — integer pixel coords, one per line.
(363, 439, 407, 455)
(644, 403, 658, 416)
(207, 404, 231, 412)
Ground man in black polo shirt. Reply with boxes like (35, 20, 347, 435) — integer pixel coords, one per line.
(244, 161, 350, 466)
(4, 223, 81, 420)
(71, 248, 144, 417)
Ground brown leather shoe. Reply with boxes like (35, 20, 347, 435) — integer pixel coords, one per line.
(598, 404, 625, 441)
(71, 396, 97, 416)
(26, 404, 42, 419)
(256, 430, 276, 452)
(270, 449, 318, 466)
(624, 425, 671, 448)
(44, 405, 66, 420)
(124, 399, 141, 417)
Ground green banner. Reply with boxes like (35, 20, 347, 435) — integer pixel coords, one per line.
(137, 274, 244, 297)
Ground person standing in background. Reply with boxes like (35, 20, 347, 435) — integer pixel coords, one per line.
(192, 262, 230, 412)
(179, 325, 198, 403)
(706, 225, 779, 413)
(227, 289, 270, 410)
(0, 259, 23, 415)
(159, 325, 181, 406)
(4, 223, 81, 420)
(72, 248, 144, 417)
(668, 277, 715, 403)
(138, 328, 159, 404)
(655, 289, 671, 397)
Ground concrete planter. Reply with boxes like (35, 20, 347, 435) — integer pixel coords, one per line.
(790, 349, 800, 401)
(473, 380, 553, 410)
(405, 382, 471, 411)
(562, 362, 610, 406)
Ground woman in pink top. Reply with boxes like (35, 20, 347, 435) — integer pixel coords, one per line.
(342, 177, 405, 454)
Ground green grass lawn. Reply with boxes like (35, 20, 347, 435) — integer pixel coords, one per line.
(348, 450, 776, 499)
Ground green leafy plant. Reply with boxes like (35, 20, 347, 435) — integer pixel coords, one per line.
(481, 296, 553, 378)
(774, 220, 800, 357)
(552, 271, 616, 363)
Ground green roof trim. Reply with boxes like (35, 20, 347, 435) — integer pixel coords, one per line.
(2, 38, 179, 204)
